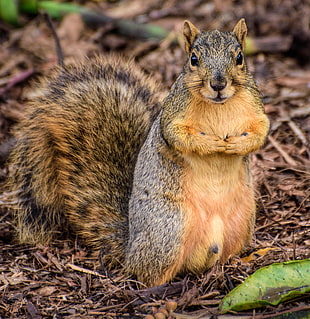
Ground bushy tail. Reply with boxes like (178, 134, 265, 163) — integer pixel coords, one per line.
(6, 55, 161, 266)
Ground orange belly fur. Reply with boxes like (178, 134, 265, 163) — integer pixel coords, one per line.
(179, 153, 255, 274)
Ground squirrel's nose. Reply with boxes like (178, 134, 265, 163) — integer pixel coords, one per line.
(210, 80, 227, 92)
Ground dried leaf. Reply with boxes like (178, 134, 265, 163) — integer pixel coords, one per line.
(241, 248, 277, 263)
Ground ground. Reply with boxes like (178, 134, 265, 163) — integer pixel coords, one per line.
(0, 0, 309, 318)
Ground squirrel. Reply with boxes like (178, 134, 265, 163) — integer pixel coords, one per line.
(7, 19, 269, 287)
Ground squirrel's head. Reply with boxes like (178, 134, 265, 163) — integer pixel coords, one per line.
(183, 19, 248, 104)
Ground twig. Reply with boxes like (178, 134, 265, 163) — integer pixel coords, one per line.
(258, 304, 310, 318)
(26, 302, 42, 319)
(288, 121, 308, 146)
(290, 106, 310, 118)
(172, 312, 251, 319)
(43, 12, 64, 67)
(0, 69, 35, 96)
(125, 280, 188, 306)
(287, 120, 310, 158)
(47, 252, 64, 271)
(66, 262, 108, 279)
(268, 135, 297, 166)
(87, 303, 126, 313)
(292, 231, 296, 260)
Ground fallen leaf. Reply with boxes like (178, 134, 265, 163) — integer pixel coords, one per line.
(220, 259, 310, 313)
(241, 248, 277, 263)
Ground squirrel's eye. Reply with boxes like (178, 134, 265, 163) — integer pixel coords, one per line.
(236, 52, 243, 65)
(190, 53, 199, 67)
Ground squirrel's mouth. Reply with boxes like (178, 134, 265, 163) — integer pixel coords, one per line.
(201, 93, 227, 104)
(212, 96, 227, 103)
(200, 86, 234, 103)
(211, 92, 227, 103)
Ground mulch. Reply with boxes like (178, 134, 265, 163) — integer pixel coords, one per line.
(0, 0, 309, 318)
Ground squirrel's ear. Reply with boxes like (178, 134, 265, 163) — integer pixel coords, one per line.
(183, 20, 200, 53)
(233, 18, 247, 50)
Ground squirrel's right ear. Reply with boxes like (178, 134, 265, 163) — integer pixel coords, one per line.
(233, 18, 247, 50)
(183, 20, 200, 53)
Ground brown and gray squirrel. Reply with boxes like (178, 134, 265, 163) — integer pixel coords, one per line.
(7, 19, 269, 286)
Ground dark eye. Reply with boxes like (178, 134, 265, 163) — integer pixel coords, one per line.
(236, 52, 243, 65)
(190, 52, 199, 67)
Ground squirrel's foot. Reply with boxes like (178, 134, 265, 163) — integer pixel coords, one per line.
(224, 133, 251, 155)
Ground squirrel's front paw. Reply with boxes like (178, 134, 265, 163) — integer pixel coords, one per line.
(224, 133, 250, 155)
(199, 133, 226, 154)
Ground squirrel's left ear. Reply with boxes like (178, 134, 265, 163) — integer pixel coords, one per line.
(233, 18, 247, 50)
(183, 20, 200, 53)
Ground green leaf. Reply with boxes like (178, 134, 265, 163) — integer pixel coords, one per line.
(19, 0, 38, 15)
(219, 259, 310, 313)
(38, 1, 83, 18)
(0, 0, 19, 25)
